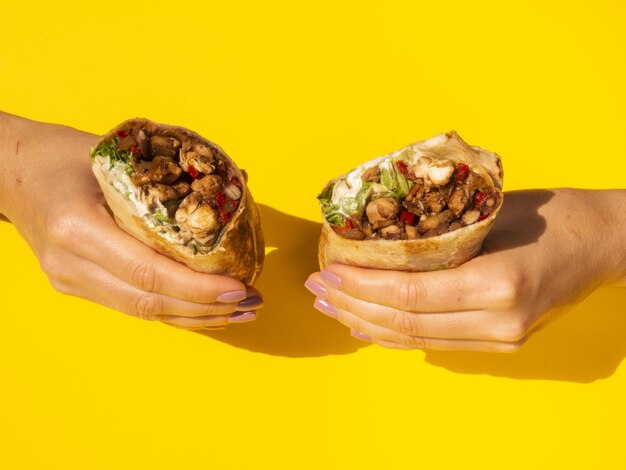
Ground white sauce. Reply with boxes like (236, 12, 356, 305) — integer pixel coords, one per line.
(94, 156, 184, 246)
(330, 147, 423, 206)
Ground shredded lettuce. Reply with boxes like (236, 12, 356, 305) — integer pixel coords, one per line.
(379, 161, 412, 198)
(318, 155, 416, 226)
(90, 137, 134, 172)
(319, 181, 379, 226)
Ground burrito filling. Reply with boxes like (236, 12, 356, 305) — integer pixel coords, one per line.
(91, 125, 242, 253)
(318, 151, 500, 241)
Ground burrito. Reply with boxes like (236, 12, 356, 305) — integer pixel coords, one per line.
(318, 131, 503, 271)
(90, 118, 264, 285)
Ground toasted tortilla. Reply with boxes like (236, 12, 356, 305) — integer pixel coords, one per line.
(92, 118, 264, 285)
(318, 131, 503, 271)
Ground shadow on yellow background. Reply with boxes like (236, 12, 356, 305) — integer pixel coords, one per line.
(425, 287, 626, 383)
(198, 204, 367, 357)
(7, 200, 622, 379)
(197, 200, 626, 381)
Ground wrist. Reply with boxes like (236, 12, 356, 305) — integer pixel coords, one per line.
(610, 190, 626, 287)
(584, 189, 626, 287)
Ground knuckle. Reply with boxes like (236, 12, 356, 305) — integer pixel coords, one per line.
(129, 259, 159, 293)
(390, 310, 421, 336)
(132, 292, 162, 320)
(496, 339, 525, 353)
(49, 278, 72, 295)
(494, 271, 528, 308)
(38, 250, 60, 278)
(392, 277, 425, 311)
(39, 250, 72, 286)
(401, 334, 427, 349)
(46, 211, 83, 248)
(495, 315, 530, 342)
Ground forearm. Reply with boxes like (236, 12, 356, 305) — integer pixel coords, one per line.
(0, 112, 31, 220)
(0, 112, 97, 223)
(556, 188, 626, 289)
(594, 189, 626, 287)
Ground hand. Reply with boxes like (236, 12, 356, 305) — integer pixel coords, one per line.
(0, 112, 263, 329)
(306, 189, 626, 351)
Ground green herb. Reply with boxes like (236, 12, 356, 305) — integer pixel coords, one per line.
(90, 137, 133, 166)
(153, 211, 174, 225)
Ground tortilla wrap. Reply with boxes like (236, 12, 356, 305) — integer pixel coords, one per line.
(91, 118, 264, 285)
(318, 131, 503, 271)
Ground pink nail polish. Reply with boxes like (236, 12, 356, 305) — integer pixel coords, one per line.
(314, 298, 338, 318)
(320, 270, 341, 289)
(304, 279, 328, 298)
(229, 311, 257, 323)
(236, 296, 264, 310)
(351, 329, 372, 342)
(217, 290, 247, 302)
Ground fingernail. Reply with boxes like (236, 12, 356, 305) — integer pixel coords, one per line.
(314, 298, 338, 319)
(229, 311, 257, 323)
(320, 270, 341, 289)
(217, 290, 247, 302)
(351, 329, 372, 342)
(204, 326, 226, 331)
(236, 296, 264, 310)
(304, 279, 328, 298)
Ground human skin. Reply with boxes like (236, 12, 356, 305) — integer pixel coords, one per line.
(0, 112, 263, 329)
(306, 189, 626, 351)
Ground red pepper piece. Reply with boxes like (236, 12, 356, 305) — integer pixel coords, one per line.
(130, 146, 141, 156)
(116, 130, 129, 139)
(474, 191, 488, 208)
(396, 160, 416, 180)
(188, 165, 199, 179)
(400, 210, 415, 225)
(228, 177, 242, 188)
(215, 192, 226, 206)
(456, 163, 469, 183)
(219, 209, 232, 223)
(333, 218, 355, 235)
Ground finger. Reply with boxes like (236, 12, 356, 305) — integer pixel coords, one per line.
(336, 310, 524, 352)
(316, 286, 527, 342)
(57, 204, 248, 303)
(160, 311, 258, 330)
(350, 330, 412, 350)
(313, 259, 517, 312)
(53, 254, 244, 319)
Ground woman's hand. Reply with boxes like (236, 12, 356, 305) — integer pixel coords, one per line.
(0, 112, 262, 329)
(306, 189, 626, 351)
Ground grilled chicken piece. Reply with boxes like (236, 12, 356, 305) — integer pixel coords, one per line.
(448, 187, 469, 217)
(180, 142, 216, 175)
(175, 193, 221, 244)
(191, 174, 224, 199)
(140, 181, 191, 209)
(150, 135, 181, 157)
(424, 190, 446, 214)
(366, 197, 400, 229)
(131, 128, 150, 159)
(132, 156, 182, 186)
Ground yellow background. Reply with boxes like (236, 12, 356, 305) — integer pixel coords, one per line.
(1, 1, 625, 468)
